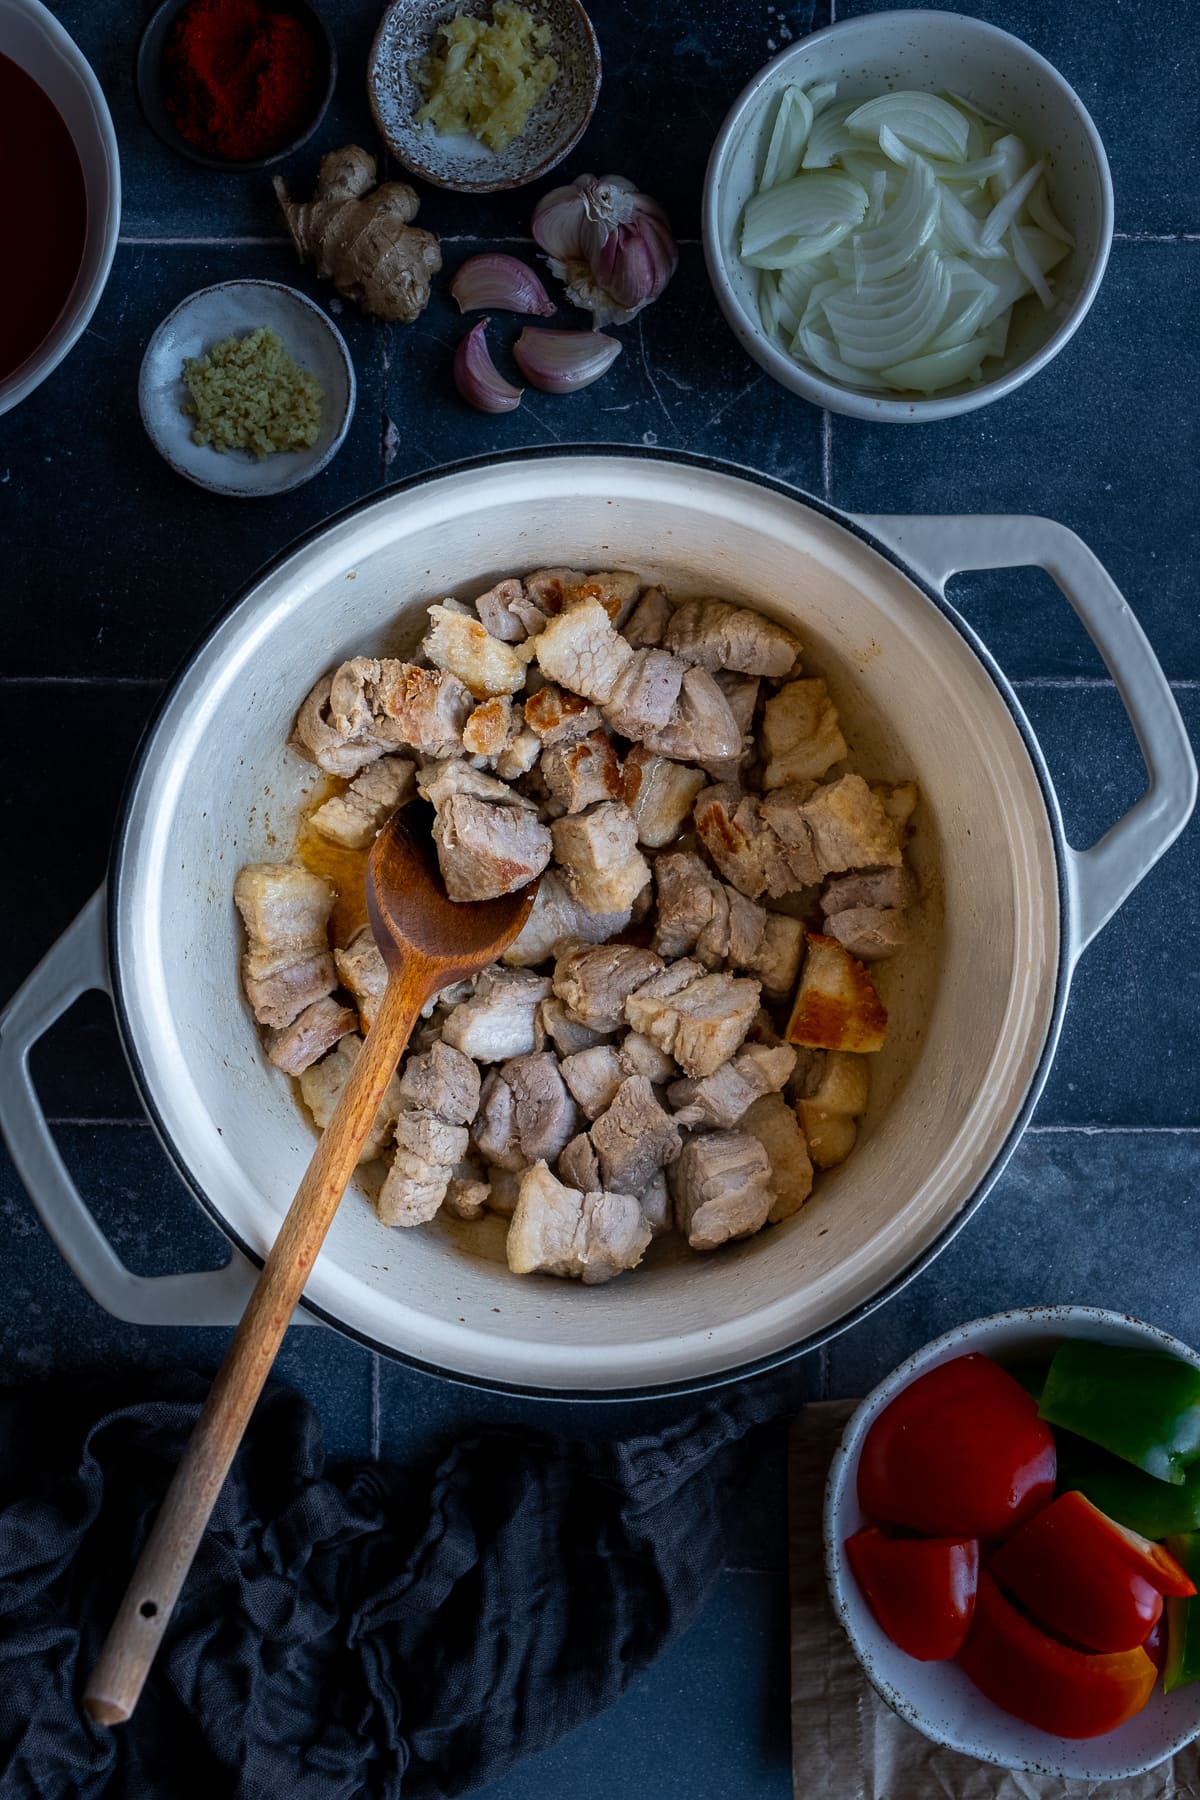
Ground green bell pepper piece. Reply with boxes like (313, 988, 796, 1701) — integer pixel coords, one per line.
(1165, 1534, 1200, 1694)
(1038, 1341, 1200, 1486)
(1055, 1431, 1200, 1538)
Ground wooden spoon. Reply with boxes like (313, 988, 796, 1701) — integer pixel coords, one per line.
(84, 803, 536, 1725)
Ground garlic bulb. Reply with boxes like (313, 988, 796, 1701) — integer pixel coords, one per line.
(532, 174, 678, 327)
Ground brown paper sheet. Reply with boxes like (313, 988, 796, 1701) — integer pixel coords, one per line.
(789, 1402, 1200, 1800)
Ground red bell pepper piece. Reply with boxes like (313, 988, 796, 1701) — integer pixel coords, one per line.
(1144, 1616, 1166, 1673)
(959, 1574, 1157, 1739)
(845, 1527, 978, 1660)
(858, 1354, 1056, 1538)
(991, 1490, 1194, 1653)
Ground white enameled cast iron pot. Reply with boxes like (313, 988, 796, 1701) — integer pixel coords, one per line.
(1, 453, 1194, 1397)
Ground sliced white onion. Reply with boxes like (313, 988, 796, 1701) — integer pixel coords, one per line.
(741, 221, 860, 269)
(758, 269, 780, 335)
(980, 159, 1045, 249)
(822, 254, 952, 368)
(513, 327, 622, 393)
(807, 80, 839, 115)
(794, 325, 889, 389)
(761, 85, 814, 189)
(846, 91, 970, 162)
(880, 338, 988, 391)
(937, 184, 1009, 259)
(801, 99, 859, 168)
(1016, 226, 1071, 274)
(1028, 177, 1075, 246)
(741, 170, 868, 257)
(1007, 223, 1054, 308)
(848, 155, 938, 286)
(980, 306, 1012, 358)
(928, 284, 994, 350)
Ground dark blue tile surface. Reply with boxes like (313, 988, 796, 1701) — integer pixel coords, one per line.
(1, 0, 1198, 1794)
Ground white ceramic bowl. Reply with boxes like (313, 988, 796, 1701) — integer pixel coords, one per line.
(825, 1306, 1200, 1780)
(702, 9, 1114, 422)
(138, 281, 356, 499)
(0, 0, 120, 418)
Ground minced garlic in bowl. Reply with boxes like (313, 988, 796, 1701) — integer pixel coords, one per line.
(182, 326, 323, 459)
(416, 1, 558, 154)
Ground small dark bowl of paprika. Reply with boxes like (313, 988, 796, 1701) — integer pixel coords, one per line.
(136, 0, 336, 171)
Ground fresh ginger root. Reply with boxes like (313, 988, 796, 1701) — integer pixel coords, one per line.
(274, 145, 442, 323)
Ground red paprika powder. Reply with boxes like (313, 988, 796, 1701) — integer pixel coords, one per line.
(162, 0, 327, 162)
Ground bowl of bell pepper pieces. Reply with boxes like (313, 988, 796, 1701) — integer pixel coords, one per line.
(825, 1306, 1200, 1780)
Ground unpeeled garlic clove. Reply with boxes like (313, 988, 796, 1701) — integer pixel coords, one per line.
(454, 319, 523, 413)
(512, 327, 622, 393)
(450, 254, 555, 316)
(531, 174, 679, 326)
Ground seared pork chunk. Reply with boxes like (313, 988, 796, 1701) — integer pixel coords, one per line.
(333, 926, 388, 1032)
(874, 781, 919, 841)
(443, 1175, 491, 1220)
(664, 598, 800, 678)
(541, 731, 623, 813)
(523, 683, 604, 747)
(624, 963, 760, 1079)
(485, 1165, 522, 1216)
(495, 716, 542, 780)
(621, 746, 705, 848)
(558, 1131, 601, 1192)
(821, 866, 919, 915)
(534, 598, 634, 705)
(693, 785, 778, 899)
(472, 1052, 577, 1171)
(538, 997, 614, 1057)
(619, 1032, 676, 1083)
(462, 695, 515, 760)
(591, 1076, 682, 1192)
(641, 1170, 673, 1236)
(653, 852, 805, 996)
(761, 679, 847, 788)
(378, 1041, 482, 1228)
(309, 755, 416, 849)
(786, 935, 887, 1054)
(553, 942, 664, 1032)
(700, 672, 760, 783)
(741, 1093, 814, 1222)
(506, 1161, 651, 1284)
(640, 666, 742, 766)
(371, 660, 474, 758)
(825, 906, 910, 962)
(473, 577, 528, 643)
(601, 648, 683, 739)
(266, 995, 357, 1075)
(503, 870, 632, 969)
(524, 569, 641, 627)
(433, 794, 552, 901)
(623, 585, 673, 647)
(551, 802, 650, 915)
(560, 1045, 626, 1120)
(397, 1040, 481, 1124)
(293, 672, 385, 777)
(794, 1049, 869, 1168)
(799, 774, 902, 873)
(668, 1043, 797, 1129)
(442, 968, 551, 1061)
(298, 1035, 404, 1162)
(418, 757, 536, 810)
(670, 1132, 772, 1250)
(234, 863, 337, 1029)
(421, 604, 527, 698)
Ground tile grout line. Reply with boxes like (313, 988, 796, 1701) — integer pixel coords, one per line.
(116, 231, 1199, 249)
(370, 1354, 381, 1461)
(820, 410, 833, 502)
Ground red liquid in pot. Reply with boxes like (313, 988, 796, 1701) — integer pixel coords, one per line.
(0, 53, 87, 383)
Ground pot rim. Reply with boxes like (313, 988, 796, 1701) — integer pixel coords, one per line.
(105, 446, 1072, 1402)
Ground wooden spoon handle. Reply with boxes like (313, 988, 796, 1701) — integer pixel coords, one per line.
(83, 961, 433, 1726)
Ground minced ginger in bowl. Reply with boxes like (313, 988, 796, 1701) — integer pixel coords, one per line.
(416, 1, 558, 153)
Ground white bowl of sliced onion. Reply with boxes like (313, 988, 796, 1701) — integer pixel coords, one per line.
(702, 9, 1113, 420)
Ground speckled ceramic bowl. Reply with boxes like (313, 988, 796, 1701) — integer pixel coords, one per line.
(825, 1306, 1200, 1780)
(138, 280, 355, 499)
(368, 0, 600, 192)
(703, 10, 1114, 422)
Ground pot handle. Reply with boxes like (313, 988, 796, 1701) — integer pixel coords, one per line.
(0, 888, 279, 1328)
(851, 513, 1197, 962)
